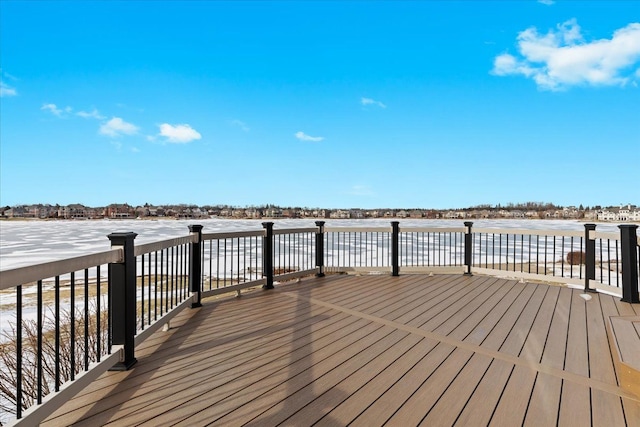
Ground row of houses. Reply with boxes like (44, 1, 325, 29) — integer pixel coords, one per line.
(596, 205, 640, 222)
(2, 204, 638, 222)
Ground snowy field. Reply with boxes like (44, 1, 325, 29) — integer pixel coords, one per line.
(0, 218, 624, 271)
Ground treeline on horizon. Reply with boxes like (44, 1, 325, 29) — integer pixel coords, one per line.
(2, 201, 621, 211)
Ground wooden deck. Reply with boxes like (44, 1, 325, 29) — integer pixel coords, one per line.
(43, 274, 640, 426)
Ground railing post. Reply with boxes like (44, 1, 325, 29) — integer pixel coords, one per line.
(619, 224, 639, 303)
(584, 223, 597, 293)
(391, 221, 400, 276)
(315, 221, 325, 277)
(464, 221, 473, 276)
(188, 224, 203, 308)
(262, 222, 274, 289)
(107, 232, 138, 371)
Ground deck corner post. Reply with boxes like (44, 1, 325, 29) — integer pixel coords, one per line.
(188, 224, 204, 308)
(107, 231, 138, 371)
(464, 221, 473, 276)
(619, 224, 639, 303)
(391, 221, 400, 276)
(262, 222, 274, 289)
(584, 223, 597, 293)
(315, 221, 326, 277)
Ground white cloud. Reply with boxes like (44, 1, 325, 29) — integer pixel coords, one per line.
(492, 20, 640, 90)
(0, 70, 18, 97)
(295, 131, 324, 142)
(99, 117, 139, 137)
(77, 109, 105, 120)
(537, 0, 555, 5)
(158, 123, 202, 143)
(361, 97, 387, 108)
(41, 103, 72, 117)
(0, 81, 17, 97)
(231, 119, 250, 132)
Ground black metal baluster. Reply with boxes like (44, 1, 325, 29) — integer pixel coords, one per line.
(17, 284, 22, 419)
(70, 271, 76, 380)
(216, 240, 220, 288)
(505, 234, 509, 270)
(615, 240, 619, 287)
(561, 236, 565, 278)
(96, 266, 101, 361)
(520, 234, 524, 273)
(147, 253, 151, 325)
(224, 239, 227, 288)
(141, 255, 145, 330)
(84, 269, 89, 371)
(37, 280, 43, 404)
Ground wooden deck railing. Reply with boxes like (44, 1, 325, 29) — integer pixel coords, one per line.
(0, 222, 638, 425)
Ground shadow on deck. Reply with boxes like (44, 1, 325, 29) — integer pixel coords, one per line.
(43, 274, 640, 426)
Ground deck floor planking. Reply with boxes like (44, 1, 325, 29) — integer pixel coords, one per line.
(41, 273, 640, 427)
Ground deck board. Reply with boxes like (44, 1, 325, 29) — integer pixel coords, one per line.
(41, 274, 640, 427)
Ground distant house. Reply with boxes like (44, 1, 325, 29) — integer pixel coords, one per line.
(597, 204, 639, 222)
(330, 210, 351, 219)
(107, 204, 133, 219)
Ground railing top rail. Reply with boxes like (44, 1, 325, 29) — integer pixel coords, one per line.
(473, 227, 583, 238)
(0, 248, 122, 291)
(134, 235, 197, 257)
(274, 227, 318, 235)
(401, 227, 466, 234)
(591, 231, 620, 241)
(325, 226, 391, 233)
(202, 230, 265, 240)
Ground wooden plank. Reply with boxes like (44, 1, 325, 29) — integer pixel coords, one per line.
(44, 293, 356, 425)
(558, 289, 592, 427)
(610, 316, 640, 370)
(394, 275, 494, 327)
(454, 360, 515, 427)
(523, 286, 573, 426)
(40, 275, 638, 427)
(427, 277, 508, 337)
(346, 274, 436, 314)
(353, 274, 455, 316)
(489, 366, 537, 427)
(47, 315, 352, 425)
(384, 348, 475, 425)
(314, 337, 438, 426)
(589, 294, 626, 426)
(456, 283, 547, 426)
(233, 331, 421, 426)
(279, 334, 425, 426)
(347, 342, 457, 426)
(490, 285, 560, 425)
(375, 275, 473, 321)
(419, 353, 494, 425)
(152, 324, 396, 426)
(110, 317, 377, 426)
(464, 280, 529, 346)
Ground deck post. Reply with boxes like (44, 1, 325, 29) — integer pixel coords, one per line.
(619, 224, 639, 303)
(464, 222, 473, 276)
(315, 221, 325, 277)
(262, 222, 274, 289)
(188, 225, 203, 308)
(391, 221, 400, 276)
(584, 224, 597, 293)
(107, 232, 138, 371)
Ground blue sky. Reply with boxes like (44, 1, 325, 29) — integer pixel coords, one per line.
(1, 1, 639, 209)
